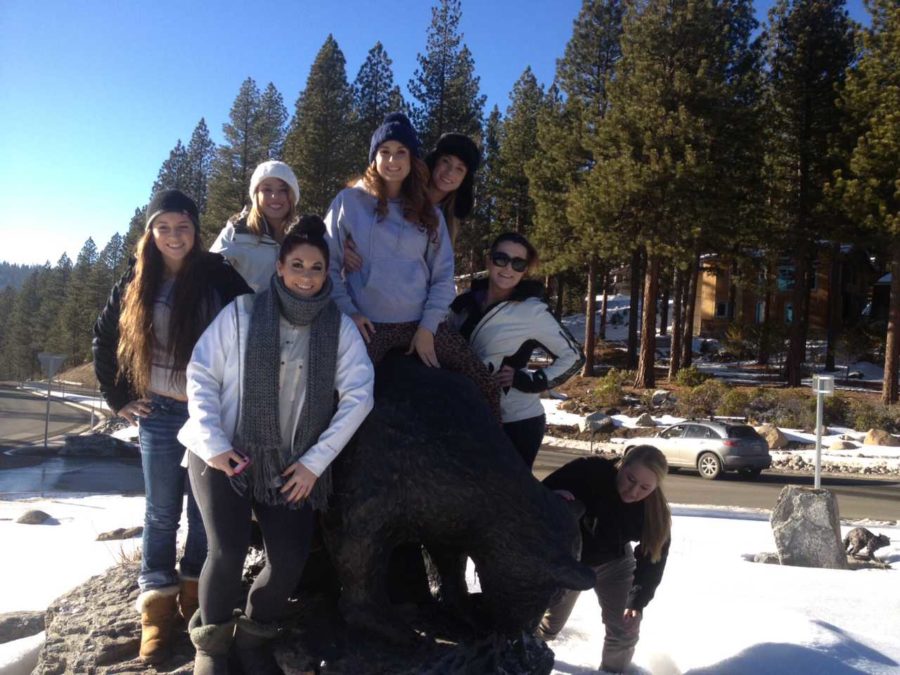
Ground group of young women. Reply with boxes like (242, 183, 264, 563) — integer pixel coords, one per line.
(93, 111, 671, 674)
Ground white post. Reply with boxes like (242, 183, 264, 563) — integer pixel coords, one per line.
(814, 389, 824, 489)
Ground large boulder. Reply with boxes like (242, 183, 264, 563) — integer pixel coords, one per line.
(828, 439, 857, 451)
(756, 424, 788, 449)
(0, 611, 45, 644)
(770, 486, 847, 569)
(323, 354, 595, 645)
(634, 412, 656, 427)
(579, 411, 615, 434)
(863, 429, 900, 447)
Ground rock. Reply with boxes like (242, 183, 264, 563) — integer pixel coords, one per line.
(634, 412, 656, 427)
(863, 429, 900, 447)
(323, 354, 594, 644)
(96, 526, 143, 542)
(16, 510, 52, 525)
(756, 424, 788, 449)
(0, 611, 45, 644)
(771, 486, 847, 570)
(60, 433, 138, 458)
(578, 412, 615, 434)
(753, 552, 780, 565)
(828, 439, 857, 450)
(651, 390, 669, 406)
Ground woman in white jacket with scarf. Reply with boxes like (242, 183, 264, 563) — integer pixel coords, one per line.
(449, 232, 584, 467)
(178, 217, 374, 674)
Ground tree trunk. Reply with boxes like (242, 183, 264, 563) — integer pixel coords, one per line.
(583, 259, 597, 377)
(882, 241, 900, 404)
(784, 252, 809, 387)
(599, 268, 609, 341)
(825, 241, 841, 371)
(627, 247, 643, 369)
(681, 252, 700, 368)
(554, 274, 565, 321)
(757, 263, 773, 366)
(668, 268, 684, 379)
(659, 266, 671, 336)
(636, 253, 660, 388)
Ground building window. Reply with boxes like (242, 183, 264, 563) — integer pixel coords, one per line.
(777, 263, 795, 291)
(755, 301, 765, 323)
(784, 303, 794, 324)
(716, 302, 730, 318)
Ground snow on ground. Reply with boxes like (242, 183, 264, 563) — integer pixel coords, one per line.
(541, 399, 900, 472)
(1, 495, 897, 674)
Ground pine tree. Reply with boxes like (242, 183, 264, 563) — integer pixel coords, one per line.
(5, 273, 42, 379)
(408, 0, 486, 148)
(460, 106, 502, 276)
(256, 83, 288, 161)
(763, 0, 855, 386)
(353, 42, 406, 164)
(283, 35, 356, 217)
(830, 0, 899, 401)
(151, 140, 189, 196)
(0, 285, 17, 377)
(122, 207, 146, 258)
(494, 68, 544, 235)
(54, 239, 99, 365)
(185, 118, 216, 214)
(204, 78, 264, 238)
(42, 254, 73, 355)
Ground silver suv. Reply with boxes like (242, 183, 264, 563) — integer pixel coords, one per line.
(624, 420, 771, 480)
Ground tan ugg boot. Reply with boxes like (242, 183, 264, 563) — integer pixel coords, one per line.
(178, 577, 200, 623)
(136, 585, 179, 663)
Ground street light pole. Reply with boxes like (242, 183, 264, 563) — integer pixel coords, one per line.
(812, 374, 834, 489)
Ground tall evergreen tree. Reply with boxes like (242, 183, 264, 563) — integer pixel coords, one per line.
(204, 78, 264, 238)
(123, 207, 147, 257)
(763, 0, 855, 386)
(54, 238, 99, 365)
(4, 273, 41, 379)
(408, 0, 486, 148)
(353, 42, 406, 164)
(830, 0, 899, 401)
(256, 83, 288, 161)
(185, 118, 216, 214)
(283, 35, 356, 217)
(0, 285, 17, 377)
(460, 105, 502, 276)
(151, 140, 189, 196)
(495, 68, 544, 235)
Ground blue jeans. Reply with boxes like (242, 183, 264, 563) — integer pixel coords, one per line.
(137, 393, 207, 591)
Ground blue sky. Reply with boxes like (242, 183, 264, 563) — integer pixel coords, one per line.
(0, 0, 869, 266)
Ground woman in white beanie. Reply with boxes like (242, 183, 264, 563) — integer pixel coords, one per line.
(211, 160, 300, 292)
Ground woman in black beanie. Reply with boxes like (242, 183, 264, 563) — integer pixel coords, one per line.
(424, 132, 481, 246)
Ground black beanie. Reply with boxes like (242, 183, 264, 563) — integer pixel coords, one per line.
(425, 133, 482, 220)
(146, 190, 200, 232)
(369, 112, 421, 163)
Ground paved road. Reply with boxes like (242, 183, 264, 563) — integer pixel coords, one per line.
(0, 385, 92, 446)
(534, 445, 900, 522)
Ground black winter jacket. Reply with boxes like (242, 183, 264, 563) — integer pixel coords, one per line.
(543, 456, 670, 611)
(92, 253, 252, 412)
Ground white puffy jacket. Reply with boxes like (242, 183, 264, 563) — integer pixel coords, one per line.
(177, 295, 374, 477)
(210, 217, 281, 293)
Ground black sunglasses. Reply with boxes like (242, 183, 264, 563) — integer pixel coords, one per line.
(491, 251, 529, 272)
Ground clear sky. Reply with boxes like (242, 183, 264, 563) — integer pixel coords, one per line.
(0, 0, 869, 266)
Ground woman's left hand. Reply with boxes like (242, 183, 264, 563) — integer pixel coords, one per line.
(494, 365, 515, 388)
(407, 327, 440, 367)
(622, 608, 642, 635)
(280, 462, 318, 503)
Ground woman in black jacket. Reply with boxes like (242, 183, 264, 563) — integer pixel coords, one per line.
(92, 190, 251, 664)
(538, 445, 672, 673)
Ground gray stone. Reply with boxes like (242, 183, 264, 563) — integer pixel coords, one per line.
(634, 412, 656, 427)
(756, 424, 788, 449)
(753, 552, 780, 565)
(59, 433, 138, 458)
(96, 526, 143, 542)
(771, 486, 848, 569)
(828, 439, 857, 450)
(651, 390, 670, 406)
(16, 510, 52, 525)
(578, 412, 615, 434)
(863, 429, 900, 447)
(0, 611, 45, 644)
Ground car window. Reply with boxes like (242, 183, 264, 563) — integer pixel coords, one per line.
(684, 425, 712, 439)
(727, 425, 760, 439)
(660, 425, 686, 439)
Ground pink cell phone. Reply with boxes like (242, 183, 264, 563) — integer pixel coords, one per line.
(231, 450, 252, 475)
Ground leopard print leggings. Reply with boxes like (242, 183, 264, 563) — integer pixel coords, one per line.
(366, 321, 501, 421)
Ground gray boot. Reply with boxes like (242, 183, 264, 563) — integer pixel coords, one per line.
(188, 609, 237, 675)
(234, 613, 283, 675)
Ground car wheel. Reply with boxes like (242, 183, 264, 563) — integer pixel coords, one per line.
(697, 452, 723, 480)
(740, 468, 763, 480)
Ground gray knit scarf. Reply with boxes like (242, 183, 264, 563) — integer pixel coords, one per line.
(231, 273, 341, 511)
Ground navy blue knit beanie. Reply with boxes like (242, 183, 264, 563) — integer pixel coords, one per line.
(146, 189, 200, 232)
(369, 112, 421, 163)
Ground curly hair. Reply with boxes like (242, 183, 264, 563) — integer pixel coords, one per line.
(361, 157, 439, 242)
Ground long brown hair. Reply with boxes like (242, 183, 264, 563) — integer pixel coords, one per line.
(619, 445, 672, 563)
(361, 157, 439, 241)
(117, 229, 214, 396)
(438, 194, 460, 245)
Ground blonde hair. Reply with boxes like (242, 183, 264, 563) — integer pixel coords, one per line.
(360, 157, 439, 241)
(618, 445, 671, 563)
(246, 183, 298, 240)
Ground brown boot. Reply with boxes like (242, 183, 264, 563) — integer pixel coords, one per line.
(136, 586, 179, 664)
(178, 577, 200, 623)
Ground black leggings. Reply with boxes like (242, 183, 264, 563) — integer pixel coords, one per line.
(503, 414, 546, 469)
(188, 452, 314, 625)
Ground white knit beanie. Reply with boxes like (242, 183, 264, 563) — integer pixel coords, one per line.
(249, 160, 300, 206)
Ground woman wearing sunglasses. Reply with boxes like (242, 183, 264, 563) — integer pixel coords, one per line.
(449, 232, 584, 467)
